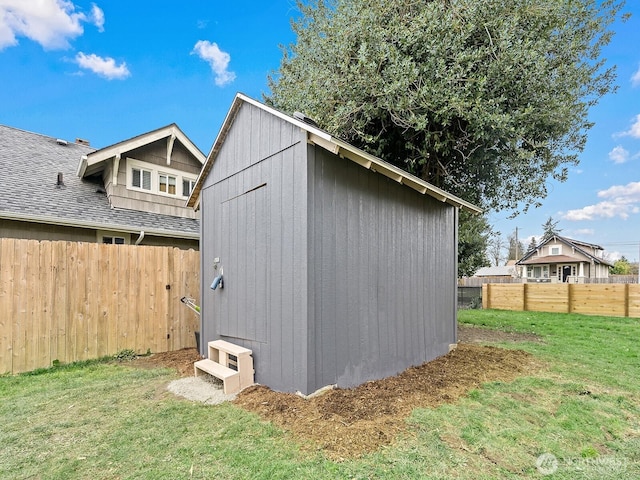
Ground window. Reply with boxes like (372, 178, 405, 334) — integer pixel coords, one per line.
(132, 168, 151, 190)
(182, 178, 196, 197)
(159, 174, 177, 195)
(550, 246, 561, 255)
(102, 236, 126, 245)
(127, 158, 196, 198)
(527, 266, 548, 278)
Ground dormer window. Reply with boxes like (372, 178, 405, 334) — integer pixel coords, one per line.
(183, 178, 196, 197)
(159, 174, 177, 195)
(132, 167, 152, 191)
(127, 158, 196, 198)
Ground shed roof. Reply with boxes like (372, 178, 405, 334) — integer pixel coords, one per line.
(187, 93, 482, 214)
(0, 124, 199, 239)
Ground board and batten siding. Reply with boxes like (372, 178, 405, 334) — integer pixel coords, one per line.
(200, 102, 310, 392)
(199, 99, 458, 394)
(307, 146, 457, 392)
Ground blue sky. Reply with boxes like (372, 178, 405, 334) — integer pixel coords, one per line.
(1, 1, 639, 262)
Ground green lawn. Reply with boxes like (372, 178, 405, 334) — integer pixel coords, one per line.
(1, 310, 639, 479)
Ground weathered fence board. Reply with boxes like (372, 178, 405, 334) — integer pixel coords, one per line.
(0, 238, 200, 374)
(483, 283, 640, 318)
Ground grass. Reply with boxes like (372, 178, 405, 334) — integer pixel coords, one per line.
(1, 310, 639, 479)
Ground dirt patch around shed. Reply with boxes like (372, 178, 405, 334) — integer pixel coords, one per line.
(129, 325, 544, 459)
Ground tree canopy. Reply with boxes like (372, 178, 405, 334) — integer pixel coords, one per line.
(268, 0, 627, 213)
(541, 216, 562, 241)
(610, 256, 631, 275)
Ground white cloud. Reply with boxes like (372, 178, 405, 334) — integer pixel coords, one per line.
(192, 40, 236, 87)
(561, 181, 640, 221)
(0, 0, 87, 50)
(609, 145, 629, 164)
(90, 3, 104, 32)
(615, 114, 640, 139)
(632, 65, 640, 88)
(75, 52, 129, 79)
(606, 251, 623, 261)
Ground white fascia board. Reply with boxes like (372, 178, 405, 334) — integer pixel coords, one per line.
(76, 155, 89, 178)
(237, 93, 333, 142)
(187, 95, 245, 209)
(311, 134, 482, 214)
(0, 211, 199, 240)
(83, 125, 206, 176)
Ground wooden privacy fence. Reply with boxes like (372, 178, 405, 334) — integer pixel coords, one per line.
(483, 283, 640, 318)
(0, 238, 200, 374)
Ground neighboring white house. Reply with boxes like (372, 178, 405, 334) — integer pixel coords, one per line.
(516, 236, 614, 283)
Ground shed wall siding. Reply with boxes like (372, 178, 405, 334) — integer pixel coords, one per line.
(200, 103, 309, 392)
(307, 147, 457, 391)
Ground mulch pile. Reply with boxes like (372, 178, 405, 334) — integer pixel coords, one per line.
(131, 325, 543, 459)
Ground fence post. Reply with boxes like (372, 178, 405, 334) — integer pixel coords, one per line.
(625, 283, 630, 318)
(522, 283, 528, 311)
(482, 284, 489, 309)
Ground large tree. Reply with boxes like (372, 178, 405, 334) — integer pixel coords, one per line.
(267, 0, 626, 275)
(268, 0, 625, 211)
(507, 232, 526, 262)
(541, 216, 562, 241)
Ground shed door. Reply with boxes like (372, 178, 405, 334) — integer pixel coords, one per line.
(218, 183, 269, 343)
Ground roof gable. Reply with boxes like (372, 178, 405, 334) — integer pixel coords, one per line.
(517, 235, 614, 267)
(187, 93, 482, 214)
(78, 123, 205, 178)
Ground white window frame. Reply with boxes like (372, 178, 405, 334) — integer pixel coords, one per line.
(131, 166, 152, 191)
(526, 265, 549, 279)
(159, 173, 178, 195)
(97, 230, 130, 245)
(550, 245, 562, 255)
(126, 158, 196, 199)
(182, 178, 196, 197)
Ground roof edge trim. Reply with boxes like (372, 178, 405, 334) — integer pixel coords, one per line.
(0, 211, 199, 240)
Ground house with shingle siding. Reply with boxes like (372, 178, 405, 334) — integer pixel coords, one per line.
(0, 124, 204, 249)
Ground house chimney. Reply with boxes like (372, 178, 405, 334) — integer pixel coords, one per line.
(56, 172, 64, 187)
(75, 138, 90, 146)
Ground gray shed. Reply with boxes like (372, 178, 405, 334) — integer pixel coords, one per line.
(188, 93, 481, 395)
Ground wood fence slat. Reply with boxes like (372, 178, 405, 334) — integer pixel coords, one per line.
(37, 241, 52, 369)
(86, 243, 99, 360)
(0, 238, 15, 374)
(126, 244, 139, 353)
(51, 240, 67, 366)
(12, 239, 29, 373)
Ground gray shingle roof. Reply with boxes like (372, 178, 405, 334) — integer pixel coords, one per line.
(0, 125, 199, 238)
